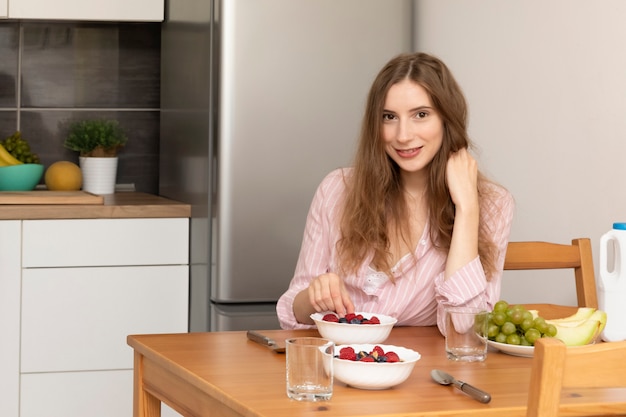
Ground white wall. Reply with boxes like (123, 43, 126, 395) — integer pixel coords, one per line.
(414, 0, 626, 305)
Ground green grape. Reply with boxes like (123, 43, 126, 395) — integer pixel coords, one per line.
(501, 321, 516, 336)
(510, 309, 525, 325)
(535, 320, 550, 335)
(493, 300, 509, 313)
(520, 318, 534, 332)
(546, 324, 557, 337)
(492, 312, 506, 326)
(506, 333, 521, 345)
(495, 332, 508, 343)
(487, 323, 500, 338)
(525, 328, 541, 344)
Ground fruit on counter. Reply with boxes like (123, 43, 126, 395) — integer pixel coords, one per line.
(1, 131, 40, 164)
(0, 143, 23, 166)
(545, 308, 607, 346)
(487, 301, 556, 346)
(44, 161, 83, 191)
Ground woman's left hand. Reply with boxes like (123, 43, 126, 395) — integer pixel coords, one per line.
(446, 148, 478, 210)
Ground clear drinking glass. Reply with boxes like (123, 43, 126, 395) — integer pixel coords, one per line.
(445, 307, 488, 362)
(286, 337, 334, 401)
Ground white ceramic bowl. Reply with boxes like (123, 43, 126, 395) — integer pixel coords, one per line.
(311, 312, 397, 345)
(333, 343, 421, 390)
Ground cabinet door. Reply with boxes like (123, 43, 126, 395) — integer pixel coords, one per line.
(0, 221, 20, 417)
(0, 0, 7, 18)
(21, 265, 189, 373)
(21, 370, 133, 417)
(23, 218, 189, 267)
(21, 370, 182, 417)
(8, 0, 163, 21)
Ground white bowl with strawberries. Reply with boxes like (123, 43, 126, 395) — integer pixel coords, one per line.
(311, 311, 398, 345)
(333, 344, 421, 390)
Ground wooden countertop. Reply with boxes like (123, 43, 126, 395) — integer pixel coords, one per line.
(0, 192, 191, 219)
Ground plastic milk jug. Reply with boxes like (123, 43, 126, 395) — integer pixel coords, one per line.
(599, 222, 626, 341)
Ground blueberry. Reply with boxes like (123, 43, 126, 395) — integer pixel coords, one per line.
(338, 317, 348, 323)
(350, 318, 361, 324)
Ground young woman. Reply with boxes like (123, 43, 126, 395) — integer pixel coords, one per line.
(276, 52, 514, 334)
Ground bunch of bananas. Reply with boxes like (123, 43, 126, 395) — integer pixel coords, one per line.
(0, 131, 40, 166)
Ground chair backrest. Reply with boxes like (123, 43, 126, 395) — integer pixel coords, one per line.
(526, 337, 626, 417)
(503, 238, 598, 308)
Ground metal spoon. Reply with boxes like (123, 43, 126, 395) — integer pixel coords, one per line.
(430, 369, 491, 403)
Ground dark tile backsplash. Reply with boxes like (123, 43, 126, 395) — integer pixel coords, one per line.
(0, 21, 161, 194)
(0, 23, 19, 108)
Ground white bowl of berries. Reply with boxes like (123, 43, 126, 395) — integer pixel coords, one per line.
(333, 344, 421, 390)
(310, 312, 397, 345)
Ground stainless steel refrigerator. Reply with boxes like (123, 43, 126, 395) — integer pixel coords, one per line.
(159, 0, 414, 332)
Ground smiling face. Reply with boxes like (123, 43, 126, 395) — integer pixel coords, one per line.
(382, 79, 444, 181)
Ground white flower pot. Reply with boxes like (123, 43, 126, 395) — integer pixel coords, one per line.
(79, 156, 118, 195)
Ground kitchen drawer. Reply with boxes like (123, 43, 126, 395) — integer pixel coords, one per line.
(7, 0, 163, 21)
(21, 370, 182, 417)
(21, 265, 189, 373)
(21, 370, 133, 417)
(22, 218, 189, 267)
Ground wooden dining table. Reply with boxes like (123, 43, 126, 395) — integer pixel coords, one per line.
(127, 304, 626, 417)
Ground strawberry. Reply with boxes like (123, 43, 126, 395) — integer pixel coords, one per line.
(322, 313, 339, 322)
(339, 347, 356, 361)
(359, 355, 375, 362)
(344, 313, 357, 322)
(372, 345, 385, 357)
(384, 351, 400, 363)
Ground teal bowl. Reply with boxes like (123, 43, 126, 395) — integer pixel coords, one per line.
(0, 164, 45, 191)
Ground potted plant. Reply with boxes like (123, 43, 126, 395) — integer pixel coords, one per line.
(64, 119, 128, 195)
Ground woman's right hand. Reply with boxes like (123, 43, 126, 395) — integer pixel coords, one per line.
(307, 272, 355, 318)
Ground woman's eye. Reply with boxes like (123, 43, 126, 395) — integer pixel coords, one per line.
(416, 111, 428, 119)
(382, 113, 396, 121)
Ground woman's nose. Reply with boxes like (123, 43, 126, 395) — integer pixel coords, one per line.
(396, 119, 413, 142)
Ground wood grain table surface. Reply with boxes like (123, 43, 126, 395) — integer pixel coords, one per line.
(128, 304, 626, 417)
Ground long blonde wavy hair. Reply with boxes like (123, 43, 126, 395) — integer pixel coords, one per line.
(336, 52, 499, 281)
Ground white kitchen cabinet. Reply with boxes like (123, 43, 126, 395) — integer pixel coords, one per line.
(0, 0, 7, 18)
(5, 217, 188, 417)
(21, 371, 133, 417)
(0, 221, 21, 417)
(21, 265, 188, 372)
(22, 218, 189, 268)
(4, 0, 163, 21)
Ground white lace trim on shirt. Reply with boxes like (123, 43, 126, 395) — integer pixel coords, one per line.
(364, 267, 389, 295)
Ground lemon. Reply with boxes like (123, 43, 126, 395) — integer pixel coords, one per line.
(45, 161, 82, 191)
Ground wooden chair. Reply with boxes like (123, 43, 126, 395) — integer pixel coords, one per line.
(504, 238, 598, 308)
(526, 337, 626, 417)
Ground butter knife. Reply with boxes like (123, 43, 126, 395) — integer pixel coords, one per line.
(246, 330, 285, 353)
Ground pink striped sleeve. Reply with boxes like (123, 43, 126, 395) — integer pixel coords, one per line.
(276, 169, 346, 329)
(435, 184, 515, 334)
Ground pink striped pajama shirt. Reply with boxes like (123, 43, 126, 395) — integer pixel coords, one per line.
(276, 168, 515, 334)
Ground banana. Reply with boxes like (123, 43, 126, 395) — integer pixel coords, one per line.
(0, 143, 23, 166)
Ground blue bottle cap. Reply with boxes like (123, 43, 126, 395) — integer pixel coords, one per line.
(613, 223, 626, 230)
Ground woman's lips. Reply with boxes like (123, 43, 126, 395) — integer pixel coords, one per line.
(396, 147, 421, 158)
